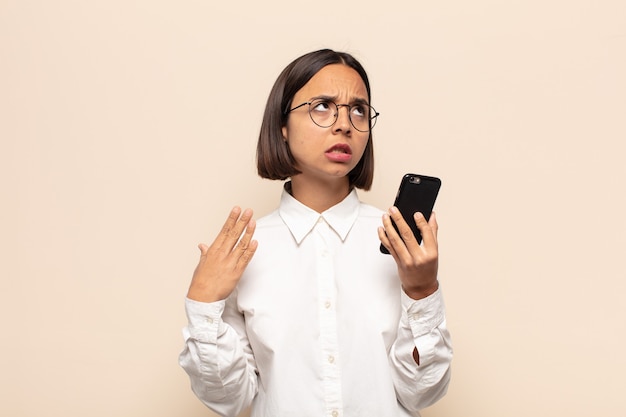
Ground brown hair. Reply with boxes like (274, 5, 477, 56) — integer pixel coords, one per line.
(256, 49, 375, 190)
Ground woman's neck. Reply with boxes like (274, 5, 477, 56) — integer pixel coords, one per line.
(289, 176, 351, 213)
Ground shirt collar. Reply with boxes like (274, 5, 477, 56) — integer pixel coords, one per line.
(278, 182, 361, 244)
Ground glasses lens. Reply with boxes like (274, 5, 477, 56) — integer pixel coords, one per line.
(308, 99, 337, 128)
(349, 103, 374, 132)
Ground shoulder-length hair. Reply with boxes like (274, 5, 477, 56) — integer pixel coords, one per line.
(256, 49, 375, 190)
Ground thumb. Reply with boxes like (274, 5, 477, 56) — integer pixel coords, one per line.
(197, 243, 209, 257)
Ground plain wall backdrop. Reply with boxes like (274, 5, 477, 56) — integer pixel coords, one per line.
(2, 1, 625, 416)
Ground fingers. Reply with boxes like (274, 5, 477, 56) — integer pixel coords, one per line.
(384, 207, 420, 257)
(381, 208, 440, 299)
(378, 225, 396, 257)
(236, 237, 258, 271)
(234, 218, 258, 270)
(214, 206, 254, 253)
(188, 207, 258, 303)
(211, 206, 241, 249)
(381, 207, 439, 255)
(415, 211, 437, 247)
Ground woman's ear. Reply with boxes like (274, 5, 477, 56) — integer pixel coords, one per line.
(281, 126, 288, 141)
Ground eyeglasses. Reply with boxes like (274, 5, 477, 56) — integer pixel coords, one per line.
(286, 98, 379, 132)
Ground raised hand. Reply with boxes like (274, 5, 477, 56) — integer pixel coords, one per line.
(378, 207, 439, 300)
(187, 207, 258, 303)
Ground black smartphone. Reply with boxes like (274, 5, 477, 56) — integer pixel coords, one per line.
(380, 174, 442, 254)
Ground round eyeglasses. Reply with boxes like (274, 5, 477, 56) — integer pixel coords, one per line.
(286, 98, 379, 132)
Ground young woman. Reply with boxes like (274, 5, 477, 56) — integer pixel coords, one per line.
(179, 49, 452, 417)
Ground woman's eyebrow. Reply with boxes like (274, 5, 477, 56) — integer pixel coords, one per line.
(350, 97, 369, 105)
(309, 94, 339, 102)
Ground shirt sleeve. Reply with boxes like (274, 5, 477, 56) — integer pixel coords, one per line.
(389, 287, 453, 411)
(178, 296, 258, 417)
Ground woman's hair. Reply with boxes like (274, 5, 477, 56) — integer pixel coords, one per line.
(256, 49, 374, 190)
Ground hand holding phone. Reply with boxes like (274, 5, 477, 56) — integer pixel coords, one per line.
(380, 174, 441, 254)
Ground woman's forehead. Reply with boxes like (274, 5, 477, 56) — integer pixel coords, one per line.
(295, 64, 368, 101)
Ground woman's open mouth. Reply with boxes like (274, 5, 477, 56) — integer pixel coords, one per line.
(325, 144, 352, 162)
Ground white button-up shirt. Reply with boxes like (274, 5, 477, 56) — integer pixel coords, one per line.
(179, 186, 452, 417)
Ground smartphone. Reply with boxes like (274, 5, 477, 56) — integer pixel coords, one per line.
(380, 174, 442, 254)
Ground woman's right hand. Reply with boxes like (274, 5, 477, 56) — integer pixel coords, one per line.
(186, 206, 258, 303)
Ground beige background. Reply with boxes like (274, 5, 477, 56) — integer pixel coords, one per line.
(2, 0, 625, 416)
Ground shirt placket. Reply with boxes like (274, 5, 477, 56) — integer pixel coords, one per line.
(314, 217, 343, 417)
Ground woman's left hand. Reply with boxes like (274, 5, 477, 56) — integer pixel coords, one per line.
(378, 207, 439, 300)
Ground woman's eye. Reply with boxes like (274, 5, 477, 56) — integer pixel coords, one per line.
(312, 101, 332, 112)
(351, 105, 366, 118)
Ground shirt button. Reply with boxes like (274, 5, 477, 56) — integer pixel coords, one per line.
(206, 317, 214, 324)
(331, 410, 339, 417)
(324, 301, 331, 309)
(328, 355, 335, 364)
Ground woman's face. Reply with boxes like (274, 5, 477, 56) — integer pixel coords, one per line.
(282, 64, 370, 185)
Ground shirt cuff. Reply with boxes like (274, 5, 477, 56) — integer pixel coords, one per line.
(401, 288, 446, 338)
(184, 297, 226, 342)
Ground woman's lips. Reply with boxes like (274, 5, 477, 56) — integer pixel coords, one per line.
(325, 143, 352, 163)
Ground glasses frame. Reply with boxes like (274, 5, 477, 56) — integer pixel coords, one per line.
(286, 99, 379, 132)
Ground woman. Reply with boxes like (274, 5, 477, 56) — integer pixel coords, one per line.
(179, 49, 452, 417)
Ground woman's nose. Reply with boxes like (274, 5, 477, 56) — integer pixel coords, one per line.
(333, 105, 352, 133)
